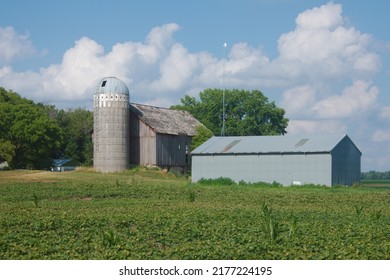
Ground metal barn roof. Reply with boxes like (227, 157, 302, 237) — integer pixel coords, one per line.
(192, 134, 360, 155)
(130, 103, 202, 136)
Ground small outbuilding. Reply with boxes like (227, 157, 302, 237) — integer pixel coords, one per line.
(51, 159, 79, 172)
(0, 161, 9, 170)
(129, 103, 202, 170)
(191, 134, 361, 186)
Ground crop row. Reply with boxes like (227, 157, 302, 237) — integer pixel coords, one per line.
(1, 180, 389, 259)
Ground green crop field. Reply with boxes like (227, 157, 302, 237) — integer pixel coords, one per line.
(1, 168, 390, 260)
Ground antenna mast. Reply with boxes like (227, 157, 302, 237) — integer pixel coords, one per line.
(221, 42, 227, 136)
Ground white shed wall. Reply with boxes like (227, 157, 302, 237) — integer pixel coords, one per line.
(192, 153, 332, 186)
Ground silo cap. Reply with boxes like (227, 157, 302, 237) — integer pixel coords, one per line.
(94, 77, 129, 95)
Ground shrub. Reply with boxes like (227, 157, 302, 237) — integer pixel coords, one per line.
(197, 177, 236, 186)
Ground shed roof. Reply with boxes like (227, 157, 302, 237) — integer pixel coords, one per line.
(52, 159, 79, 167)
(130, 103, 202, 136)
(192, 134, 361, 155)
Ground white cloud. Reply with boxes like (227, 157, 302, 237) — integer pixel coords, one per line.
(0, 24, 182, 104)
(295, 2, 343, 30)
(312, 80, 378, 119)
(281, 85, 316, 116)
(378, 106, 390, 120)
(0, 26, 36, 64)
(146, 23, 180, 50)
(0, 3, 381, 110)
(372, 130, 390, 142)
(151, 43, 198, 92)
(277, 3, 380, 80)
(1, 2, 389, 171)
(287, 119, 347, 135)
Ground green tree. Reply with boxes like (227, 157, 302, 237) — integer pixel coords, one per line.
(0, 88, 63, 169)
(190, 125, 214, 151)
(172, 89, 288, 136)
(0, 140, 15, 164)
(56, 108, 93, 165)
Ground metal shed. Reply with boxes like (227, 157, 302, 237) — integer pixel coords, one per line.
(129, 103, 202, 169)
(51, 159, 79, 172)
(191, 134, 361, 186)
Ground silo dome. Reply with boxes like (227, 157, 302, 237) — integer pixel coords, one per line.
(95, 77, 129, 95)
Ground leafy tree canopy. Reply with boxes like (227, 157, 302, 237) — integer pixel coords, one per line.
(190, 125, 214, 151)
(56, 108, 93, 165)
(0, 88, 63, 169)
(172, 89, 288, 136)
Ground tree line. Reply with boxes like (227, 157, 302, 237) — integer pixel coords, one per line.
(0, 88, 92, 169)
(1, 87, 290, 170)
(361, 170, 390, 180)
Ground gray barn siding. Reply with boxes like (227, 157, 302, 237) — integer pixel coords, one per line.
(156, 134, 191, 167)
(129, 111, 191, 167)
(129, 112, 157, 166)
(331, 136, 361, 185)
(129, 103, 201, 169)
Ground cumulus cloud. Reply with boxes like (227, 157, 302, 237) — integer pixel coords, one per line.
(1, 2, 389, 170)
(277, 2, 380, 80)
(0, 26, 36, 64)
(372, 130, 390, 142)
(151, 43, 198, 92)
(281, 85, 316, 116)
(0, 24, 183, 104)
(378, 106, 390, 120)
(0, 3, 384, 122)
(282, 80, 378, 121)
(312, 80, 378, 119)
(277, 2, 383, 140)
(0, 2, 382, 111)
(295, 2, 343, 30)
(287, 119, 347, 135)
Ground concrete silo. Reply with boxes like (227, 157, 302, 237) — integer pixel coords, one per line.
(93, 77, 130, 173)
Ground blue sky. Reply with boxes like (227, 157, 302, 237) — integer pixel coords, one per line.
(1, 0, 390, 171)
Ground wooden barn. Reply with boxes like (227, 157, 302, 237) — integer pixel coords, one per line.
(129, 103, 202, 170)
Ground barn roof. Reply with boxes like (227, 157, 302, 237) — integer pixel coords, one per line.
(192, 134, 361, 155)
(130, 103, 202, 136)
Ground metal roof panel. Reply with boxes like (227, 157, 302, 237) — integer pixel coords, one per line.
(192, 134, 351, 154)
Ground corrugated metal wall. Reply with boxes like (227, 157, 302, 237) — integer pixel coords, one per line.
(192, 153, 333, 186)
(331, 136, 361, 185)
